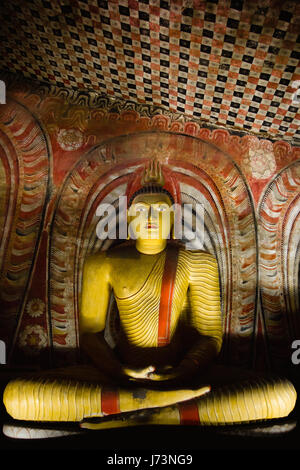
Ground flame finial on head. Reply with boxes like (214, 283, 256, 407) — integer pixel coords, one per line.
(141, 159, 165, 187)
(127, 158, 178, 207)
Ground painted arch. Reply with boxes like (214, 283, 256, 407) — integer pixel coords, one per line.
(49, 131, 257, 368)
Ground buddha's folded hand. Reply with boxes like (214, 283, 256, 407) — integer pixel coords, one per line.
(122, 365, 155, 380)
(147, 365, 188, 382)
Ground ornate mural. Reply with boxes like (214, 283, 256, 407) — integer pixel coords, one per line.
(0, 0, 299, 143)
(0, 97, 51, 366)
(258, 161, 300, 370)
(0, 77, 299, 374)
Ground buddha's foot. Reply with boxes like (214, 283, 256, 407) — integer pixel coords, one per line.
(80, 405, 179, 430)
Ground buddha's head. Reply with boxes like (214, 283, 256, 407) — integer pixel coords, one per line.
(128, 192, 174, 241)
(127, 160, 176, 249)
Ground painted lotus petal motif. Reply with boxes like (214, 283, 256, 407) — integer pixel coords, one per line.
(26, 298, 45, 318)
(18, 325, 48, 356)
(249, 149, 276, 179)
(57, 128, 83, 151)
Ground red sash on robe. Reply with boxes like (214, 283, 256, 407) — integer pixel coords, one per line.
(178, 399, 200, 424)
(101, 387, 120, 415)
(157, 245, 179, 347)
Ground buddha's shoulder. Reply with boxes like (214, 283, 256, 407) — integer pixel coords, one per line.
(85, 243, 137, 263)
(83, 251, 109, 270)
(178, 247, 217, 264)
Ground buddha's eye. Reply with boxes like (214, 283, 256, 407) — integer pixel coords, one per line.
(156, 205, 168, 212)
(128, 205, 148, 217)
(135, 205, 148, 212)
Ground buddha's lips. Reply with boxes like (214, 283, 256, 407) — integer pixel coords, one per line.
(146, 223, 158, 229)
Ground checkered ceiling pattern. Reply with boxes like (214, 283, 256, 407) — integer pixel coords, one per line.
(0, 0, 300, 142)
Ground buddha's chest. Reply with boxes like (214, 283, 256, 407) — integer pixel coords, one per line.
(112, 254, 189, 347)
(111, 256, 160, 299)
(111, 251, 188, 301)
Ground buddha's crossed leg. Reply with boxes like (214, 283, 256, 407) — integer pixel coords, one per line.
(3, 364, 296, 428)
(80, 366, 297, 429)
(83, 376, 295, 430)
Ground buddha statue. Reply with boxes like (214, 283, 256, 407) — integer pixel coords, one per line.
(3, 160, 297, 431)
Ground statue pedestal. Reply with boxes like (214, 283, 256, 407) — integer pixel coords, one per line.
(2, 417, 297, 440)
(3, 421, 85, 439)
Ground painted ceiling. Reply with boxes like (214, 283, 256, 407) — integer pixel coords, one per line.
(0, 0, 299, 143)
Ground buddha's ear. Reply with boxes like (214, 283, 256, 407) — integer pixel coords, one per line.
(170, 204, 180, 240)
(127, 222, 131, 240)
(166, 209, 175, 240)
(171, 213, 176, 240)
(127, 204, 136, 218)
(127, 207, 133, 222)
(126, 208, 131, 240)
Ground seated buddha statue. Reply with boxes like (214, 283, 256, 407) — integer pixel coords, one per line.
(3, 160, 297, 431)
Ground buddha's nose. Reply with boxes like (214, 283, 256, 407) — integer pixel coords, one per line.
(148, 207, 158, 220)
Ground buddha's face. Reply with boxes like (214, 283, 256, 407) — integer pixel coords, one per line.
(128, 193, 174, 241)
